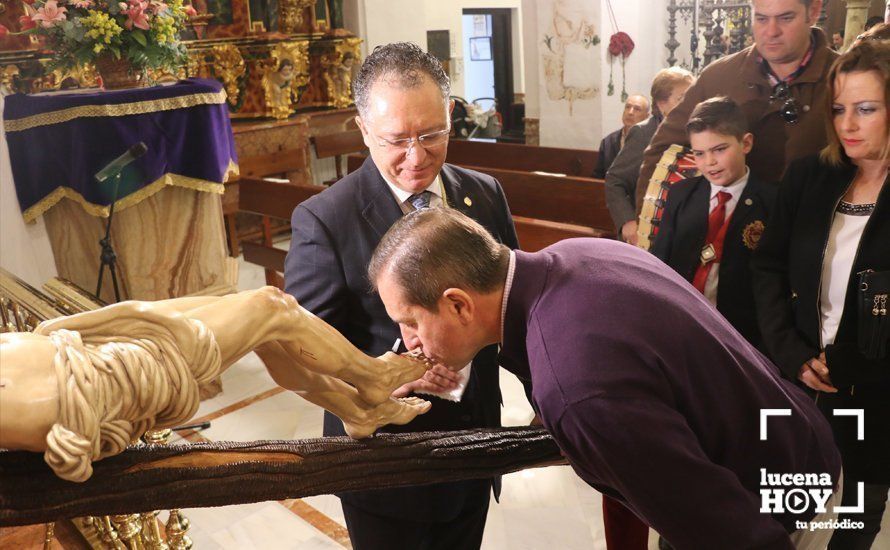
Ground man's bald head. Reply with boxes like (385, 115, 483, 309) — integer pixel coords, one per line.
(622, 94, 651, 129)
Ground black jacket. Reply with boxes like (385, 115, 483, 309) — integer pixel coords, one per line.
(752, 155, 890, 483)
(592, 127, 624, 179)
(285, 157, 520, 520)
(651, 173, 776, 348)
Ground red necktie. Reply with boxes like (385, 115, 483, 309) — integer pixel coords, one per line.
(692, 191, 732, 294)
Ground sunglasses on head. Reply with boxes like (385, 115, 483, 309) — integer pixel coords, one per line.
(770, 82, 801, 125)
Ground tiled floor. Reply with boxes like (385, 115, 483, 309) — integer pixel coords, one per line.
(168, 248, 889, 550)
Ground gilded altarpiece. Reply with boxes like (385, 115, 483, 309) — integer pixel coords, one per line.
(0, 0, 359, 120)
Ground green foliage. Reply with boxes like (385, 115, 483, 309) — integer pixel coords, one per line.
(25, 0, 191, 73)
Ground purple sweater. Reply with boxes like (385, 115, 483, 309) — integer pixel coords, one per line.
(500, 239, 841, 549)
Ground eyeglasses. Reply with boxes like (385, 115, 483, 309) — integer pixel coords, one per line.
(770, 82, 801, 125)
(369, 126, 451, 153)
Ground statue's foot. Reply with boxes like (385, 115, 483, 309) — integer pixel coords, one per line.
(344, 397, 431, 439)
(356, 350, 433, 406)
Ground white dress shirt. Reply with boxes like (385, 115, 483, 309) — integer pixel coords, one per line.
(380, 173, 446, 214)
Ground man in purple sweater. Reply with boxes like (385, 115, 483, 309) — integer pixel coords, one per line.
(369, 208, 843, 549)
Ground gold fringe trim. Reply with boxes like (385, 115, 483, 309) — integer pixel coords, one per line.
(223, 159, 239, 182)
(22, 171, 230, 223)
(5, 90, 228, 133)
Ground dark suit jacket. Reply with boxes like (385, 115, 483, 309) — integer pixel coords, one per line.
(604, 114, 662, 231)
(650, 174, 776, 348)
(285, 156, 520, 522)
(592, 127, 624, 179)
(499, 239, 840, 549)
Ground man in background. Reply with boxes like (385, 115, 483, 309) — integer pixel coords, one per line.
(832, 29, 844, 51)
(592, 94, 650, 179)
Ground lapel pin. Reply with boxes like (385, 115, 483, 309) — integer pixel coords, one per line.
(744, 198, 753, 206)
(464, 196, 473, 207)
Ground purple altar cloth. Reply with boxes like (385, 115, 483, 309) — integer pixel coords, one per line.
(3, 78, 238, 222)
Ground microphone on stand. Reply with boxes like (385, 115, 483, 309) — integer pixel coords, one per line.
(95, 141, 148, 183)
(94, 142, 149, 302)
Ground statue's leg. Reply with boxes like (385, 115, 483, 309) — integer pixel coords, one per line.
(254, 342, 430, 438)
(179, 287, 430, 405)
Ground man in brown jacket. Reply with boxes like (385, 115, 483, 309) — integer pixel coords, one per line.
(636, 0, 837, 212)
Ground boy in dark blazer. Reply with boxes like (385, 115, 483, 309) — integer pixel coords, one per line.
(651, 97, 776, 347)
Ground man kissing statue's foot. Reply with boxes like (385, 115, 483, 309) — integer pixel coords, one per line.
(355, 349, 434, 406)
(343, 396, 432, 439)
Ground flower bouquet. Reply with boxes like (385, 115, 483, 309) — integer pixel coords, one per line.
(4, 0, 196, 88)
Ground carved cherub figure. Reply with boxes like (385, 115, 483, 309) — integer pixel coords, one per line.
(0, 286, 432, 482)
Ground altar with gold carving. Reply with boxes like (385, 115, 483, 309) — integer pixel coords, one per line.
(0, 0, 362, 122)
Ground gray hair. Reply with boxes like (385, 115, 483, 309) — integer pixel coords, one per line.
(353, 42, 451, 118)
(369, 208, 509, 310)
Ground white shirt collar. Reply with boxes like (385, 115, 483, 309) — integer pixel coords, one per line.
(708, 166, 750, 202)
(499, 250, 517, 342)
(381, 172, 444, 205)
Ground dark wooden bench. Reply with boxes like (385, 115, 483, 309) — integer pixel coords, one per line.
(347, 154, 613, 251)
(310, 129, 367, 182)
(445, 139, 598, 177)
(237, 178, 324, 288)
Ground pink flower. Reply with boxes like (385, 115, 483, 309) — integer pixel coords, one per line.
(72, 0, 94, 7)
(124, 4, 150, 30)
(32, 0, 68, 28)
(0, 25, 8, 39)
(184, 4, 196, 16)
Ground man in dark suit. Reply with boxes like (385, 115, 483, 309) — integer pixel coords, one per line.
(592, 94, 650, 179)
(284, 42, 519, 550)
(368, 208, 842, 550)
(651, 97, 776, 348)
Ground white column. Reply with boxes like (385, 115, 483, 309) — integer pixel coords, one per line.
(842, 0, 872, 48)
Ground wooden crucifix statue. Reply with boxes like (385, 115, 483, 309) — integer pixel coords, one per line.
(0, 286, 433, 482)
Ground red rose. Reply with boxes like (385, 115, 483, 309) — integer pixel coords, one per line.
(19, 15, 37, 31)
(608, 32, 635, 58)
(0, 25, 8, 39)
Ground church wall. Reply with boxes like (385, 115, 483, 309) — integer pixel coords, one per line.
(527, 0, 670, 150)
(0, 95, 58, 288)
(596, 0, 669, 143)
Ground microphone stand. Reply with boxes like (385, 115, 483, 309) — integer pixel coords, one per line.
(95, 172, 122, 303)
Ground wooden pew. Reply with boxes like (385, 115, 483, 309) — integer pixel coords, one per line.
(238, 178, 324, 288)
(310, 129, 367, 182)
(227, 119, 313, 256)
(462, 166, 613, 250)
(445, 139, 598, 177)
(346, 154, 613, 251)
